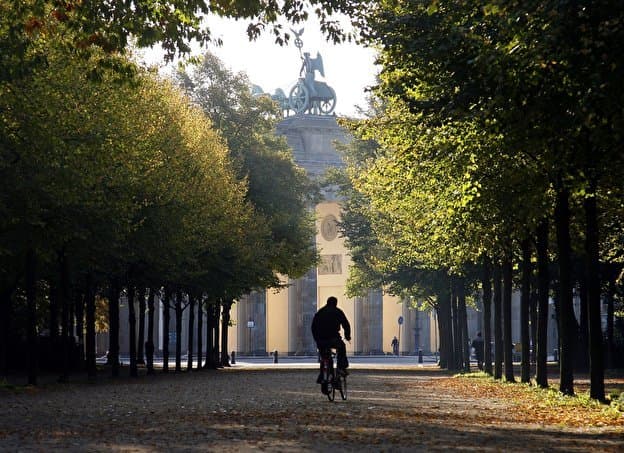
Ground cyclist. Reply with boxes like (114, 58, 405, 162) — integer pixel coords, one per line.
(311, 296, 351, 382)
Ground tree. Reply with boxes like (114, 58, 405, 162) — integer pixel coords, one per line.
(343, 0, 624, 400)
(177, 52, 318, 293)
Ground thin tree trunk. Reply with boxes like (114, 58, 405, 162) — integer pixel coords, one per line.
(213, 301, 220, 367)
(520, 238, 532, 383)
(75, 291, 85, 367)
(68, 289, 75, 351)
(127, 283, 138, 377)
(49, 281, 59, 343)
(197, 298, 203, 370)
(146, 288, 156, 374)
(175, 290, 183, 372)
(493, 263, 503, 380)
(451, 282, 461, 371)
(162, 287, 171, 373)
(536, 220, 550, 387)
(577, 271, 589, 372)
(0, 284, 13, 378)
(605, 276, 615, 369)
(585, 188, 605, 401)
(435, 306, 445, 368)
(220, 300, 232, 367)
(58, 252, 71, 383)
(26, 249, 38, 386)
(187, 295, 195, 371)
(85, 274, 96, 380)
(458, 279, 470, 372)
(503, 256, 515, 382)
(555, 185, 575, 395)
(137, 287, 146, 365)
(205, 300, 216, 369)
(482, 256, 493, 375)
(108, 280, 120, 378)
(530, 286, 538, 365)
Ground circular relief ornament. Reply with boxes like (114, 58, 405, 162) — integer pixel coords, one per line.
(320, 214, 338, 241)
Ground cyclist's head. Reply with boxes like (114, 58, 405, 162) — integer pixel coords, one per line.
(326, 296, 338, 307)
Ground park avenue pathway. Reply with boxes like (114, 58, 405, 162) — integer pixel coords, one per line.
(1, 363, 622, 452)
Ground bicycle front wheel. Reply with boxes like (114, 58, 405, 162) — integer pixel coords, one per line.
(327, 380, 335, 401)
(338, 374, 347, 400)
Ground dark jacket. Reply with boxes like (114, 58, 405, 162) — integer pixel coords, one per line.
(311, 304, 351, 343)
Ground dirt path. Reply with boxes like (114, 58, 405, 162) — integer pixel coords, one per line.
(1, 368, 622, 451)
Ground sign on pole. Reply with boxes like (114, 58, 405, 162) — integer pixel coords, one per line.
(397, 316, 403, 356)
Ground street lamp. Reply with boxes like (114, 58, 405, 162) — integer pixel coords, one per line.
(247, 319, 255, 355)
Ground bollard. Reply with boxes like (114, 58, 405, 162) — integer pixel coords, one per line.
(273, 350, 278, 364)
(418, 349, 423, 364)
(231, 351, 236, 364)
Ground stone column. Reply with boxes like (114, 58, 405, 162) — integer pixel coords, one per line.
(288, 268, 317, 355)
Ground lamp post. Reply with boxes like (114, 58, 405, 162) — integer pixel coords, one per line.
(247, 320, 255, 355)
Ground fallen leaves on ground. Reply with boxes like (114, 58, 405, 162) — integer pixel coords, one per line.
(426, 374, 624, 428)
(1, 368, 623, 451)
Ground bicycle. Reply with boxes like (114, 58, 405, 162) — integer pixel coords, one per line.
(318, 348, 347, 401)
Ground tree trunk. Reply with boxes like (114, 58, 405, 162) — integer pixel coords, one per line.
(175, 290, 183, 372)
(502, 256, 515, 383)
(220, 300, 232, 367)
(482, 256, 493, 375)
(187, 295, 195, 371)
(127, 283, 138, 377)
(49, 280, 59, 344)
(520, 238, 532, 383)
(205, 300, 216, 369)
(108, 280, 120, 378)
(435, 306, 445, 367)
(137, 287, 146, 365)
(146, 288, 156, 374)
(555, 185, 575, 395)
(458, 279, 470, 372)
(85, 274, 96, 380)
(0, 284, 13, 378)
(438, 280, 454, 370)
(584, 189, 604, 401)
(451, 282, 462, 371)
(605, 276, 615, 369)
(162, 286, 171, 373)
(26, 249, 38, 386)
(75, 291, 85, 367)
(197, 298, 203, 370)
(493, 263, 503, 380)
(213, 301, 220, 367)
(68, 289, 75, 351)
(530, 286, 538, 365)
(536, 220, 550, 388)
(577, 271, 590, 372)
(58, 252, 71, 383)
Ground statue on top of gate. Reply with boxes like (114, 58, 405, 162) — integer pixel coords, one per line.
(287, 28, 337, 115)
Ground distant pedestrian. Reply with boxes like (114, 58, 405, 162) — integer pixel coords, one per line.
(471, 332, 484, 370)
(391, 336, 399, 356)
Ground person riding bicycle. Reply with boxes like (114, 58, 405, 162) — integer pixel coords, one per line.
(311, 296, 351, 382)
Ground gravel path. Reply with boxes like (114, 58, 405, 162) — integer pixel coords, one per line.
(1, 367, 622, 452)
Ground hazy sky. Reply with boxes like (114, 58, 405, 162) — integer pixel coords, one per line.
(140, 16, 378, 117)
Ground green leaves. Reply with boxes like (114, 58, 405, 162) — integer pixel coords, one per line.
(177, 51, 317, 294)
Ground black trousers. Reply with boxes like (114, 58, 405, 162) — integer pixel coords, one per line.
(316, 337, 349, 369)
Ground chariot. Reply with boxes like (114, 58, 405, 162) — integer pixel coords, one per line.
(288, 78, 336, 115)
